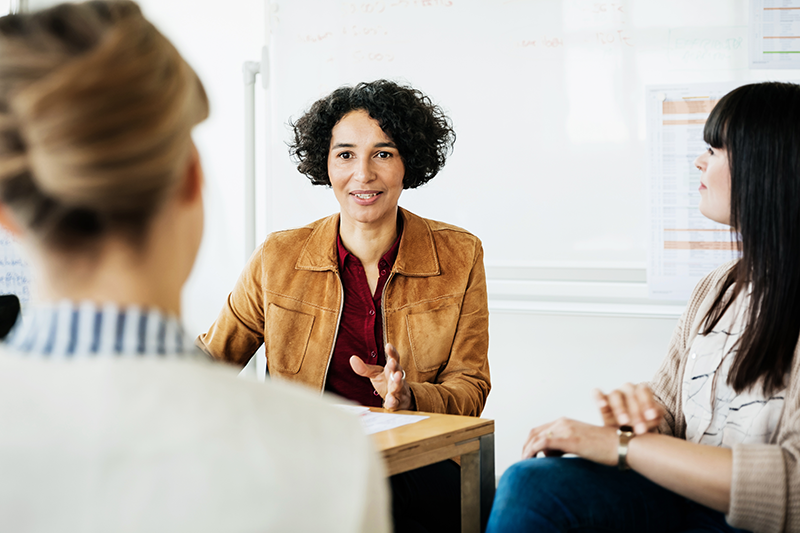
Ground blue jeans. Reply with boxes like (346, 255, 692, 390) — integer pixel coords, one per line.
(486, 457, 752, 533)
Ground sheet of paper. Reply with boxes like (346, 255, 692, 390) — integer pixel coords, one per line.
(750, 0, 800, 68)
(336, 405, 428, 435)
(646, 82, 742, 300)
(358, 412, 429, 435)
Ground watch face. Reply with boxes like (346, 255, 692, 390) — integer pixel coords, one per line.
(618, 425, 634, 435)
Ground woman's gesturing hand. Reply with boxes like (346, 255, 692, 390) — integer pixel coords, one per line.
(593, 383, 665, 435)
(521, 418, 618, 465)
(349, 343, 413, 411)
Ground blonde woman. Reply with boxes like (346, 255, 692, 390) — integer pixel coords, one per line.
(0, 3, 389, 532)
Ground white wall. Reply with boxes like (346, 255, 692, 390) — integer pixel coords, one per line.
(483, 311, 675, 475)
(22, 0, 684, 478)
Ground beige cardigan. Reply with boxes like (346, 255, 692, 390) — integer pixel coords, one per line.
(650, 260, 800, 533)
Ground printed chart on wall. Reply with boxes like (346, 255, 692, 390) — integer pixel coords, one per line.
(646, 82, 743, 301)
(0, 229, 30, 306)
(750, 0, 800, 69)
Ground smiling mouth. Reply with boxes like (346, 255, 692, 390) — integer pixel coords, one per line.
(353, 193, 379, 199)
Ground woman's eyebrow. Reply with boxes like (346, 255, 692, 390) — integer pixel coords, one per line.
(331, 141, 397, 149)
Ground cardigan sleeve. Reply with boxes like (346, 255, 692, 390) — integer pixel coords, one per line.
(726, 380, 800, 532)
(648, 309, 689, 438)
(195, 242, 266, 367)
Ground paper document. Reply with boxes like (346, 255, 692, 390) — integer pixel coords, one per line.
(336, 405, 429, 435)
(750, 0, 800, 68)
(646, 82, 742, 300)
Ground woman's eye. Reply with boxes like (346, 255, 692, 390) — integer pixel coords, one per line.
(338, 152, 352, 160)
(707, 147, 715, 156)
(376, 151, 391, 159)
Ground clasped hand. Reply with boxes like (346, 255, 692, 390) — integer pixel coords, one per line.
(521, 383, 666, 465)
(349, 343, 412, 411)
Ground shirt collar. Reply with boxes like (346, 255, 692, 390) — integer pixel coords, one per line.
(296, 207, 440, 277)
(3, 300, 207, 360)
(336, 217, 403, 272)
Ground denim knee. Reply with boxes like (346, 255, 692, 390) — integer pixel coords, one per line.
(487, 458, 577, 533)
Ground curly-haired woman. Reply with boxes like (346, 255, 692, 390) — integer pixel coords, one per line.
(198, 80, 491, 532)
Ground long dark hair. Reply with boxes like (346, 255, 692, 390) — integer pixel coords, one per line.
(701, 82, 800, 395)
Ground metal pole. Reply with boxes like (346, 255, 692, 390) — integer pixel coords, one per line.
(242, 61, 260, 264)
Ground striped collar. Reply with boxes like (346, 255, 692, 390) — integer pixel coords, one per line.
(3, 301, 205, 359)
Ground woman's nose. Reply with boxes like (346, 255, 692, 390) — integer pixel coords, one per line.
(693, 152, 706, 171)
(354, 158, 375, 182)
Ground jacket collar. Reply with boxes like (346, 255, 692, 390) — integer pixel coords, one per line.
(295, 207, 440, 277)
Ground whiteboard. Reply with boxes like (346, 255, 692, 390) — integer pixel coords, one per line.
(264, 0, 799, 272)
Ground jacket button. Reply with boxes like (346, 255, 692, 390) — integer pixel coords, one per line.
(373, 390, 380, 396)
(380, 270, 386, 276)
(368, 309, 375, 316)
(370, 351, 376, 358)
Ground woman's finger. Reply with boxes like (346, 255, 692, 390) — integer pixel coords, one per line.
(521, 421, 561, 459)
(606, 389, 631, 427)
(385, 343, 401, 365)
(593, 389, 617, 427)
(522, 436, 547, 459)
(349, 355, 384, 379)
(618, 382, 646, 433)
(635, 384, 665, 432)
(384, 392, 398, 410)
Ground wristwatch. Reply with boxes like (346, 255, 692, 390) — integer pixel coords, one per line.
(617, 425, 634, 471)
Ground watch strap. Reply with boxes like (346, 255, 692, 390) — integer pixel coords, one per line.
(617, 425, 634, 471)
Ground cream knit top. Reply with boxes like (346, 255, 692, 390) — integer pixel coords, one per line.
(650, 260, 800, 533)
(682, 290, 785, 447)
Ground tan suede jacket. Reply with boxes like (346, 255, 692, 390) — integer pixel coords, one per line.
(198, 208, 491, 416)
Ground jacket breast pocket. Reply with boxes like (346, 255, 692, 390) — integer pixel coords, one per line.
(406, 304, 460, 373)
(265, 303, 315, 374)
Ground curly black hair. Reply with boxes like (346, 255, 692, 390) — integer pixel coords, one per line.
(289, 80, 455, 189)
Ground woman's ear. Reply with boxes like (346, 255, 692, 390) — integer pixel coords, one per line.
(179, 142, 203, 205)
(0, 204, 23, 238)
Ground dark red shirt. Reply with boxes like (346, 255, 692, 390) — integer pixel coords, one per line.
(324, 230, 402, 407)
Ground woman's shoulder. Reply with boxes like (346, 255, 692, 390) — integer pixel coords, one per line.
(260, 213, 339, 251)
(690, 259, 737, 304)
(678, 259, 738, 342)
(401, 208, 481, 243)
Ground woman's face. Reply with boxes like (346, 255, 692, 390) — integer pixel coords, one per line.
(327, 109, 405, 229)
(694, 146, 732, 226)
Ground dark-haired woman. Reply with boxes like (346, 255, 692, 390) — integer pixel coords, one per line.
(199, 80, 490, 532)
(486, 81, 800, 533)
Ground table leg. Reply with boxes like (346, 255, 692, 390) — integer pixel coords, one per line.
(460, 449, 480, 533)
(479, 433, 496, 532)
(461, 433, 495, 533)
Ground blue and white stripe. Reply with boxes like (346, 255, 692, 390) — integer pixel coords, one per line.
(3, 301, 203, 359)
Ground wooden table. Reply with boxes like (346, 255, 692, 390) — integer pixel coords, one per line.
(370, 408, 495, 533)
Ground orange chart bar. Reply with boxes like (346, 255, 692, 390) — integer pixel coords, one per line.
(662, 99, 719, 115)
(663, 119, 707, 126)
(664, 241, 737, 251)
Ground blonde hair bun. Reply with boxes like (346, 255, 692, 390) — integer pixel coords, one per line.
(0, 1, 209, 246)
